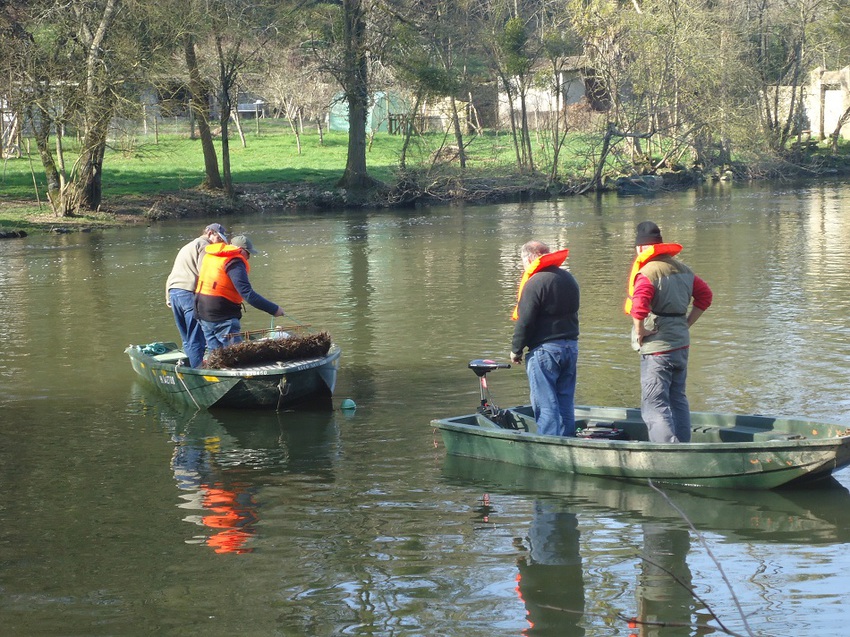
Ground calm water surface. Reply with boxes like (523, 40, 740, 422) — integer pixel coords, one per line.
(3, 180, 850, 636)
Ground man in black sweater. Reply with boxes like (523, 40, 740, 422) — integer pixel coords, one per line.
(510, 240, 580, 436)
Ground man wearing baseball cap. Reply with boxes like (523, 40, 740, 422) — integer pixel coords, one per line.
(625, 221, 713, 443)
(195, 234, 285, 359)
(165, 223, 228, 368)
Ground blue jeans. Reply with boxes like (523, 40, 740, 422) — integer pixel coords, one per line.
(169, 288, 206, 368)
(640, 348, 691, 442)
(199, 317, 243, 355)
(525, 339, 578, 436)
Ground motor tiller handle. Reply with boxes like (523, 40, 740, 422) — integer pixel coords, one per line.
(468, 359, 511, 377)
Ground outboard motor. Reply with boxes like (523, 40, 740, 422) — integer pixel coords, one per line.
(468, 359, 514, 428)
(468, 359, 511, 377)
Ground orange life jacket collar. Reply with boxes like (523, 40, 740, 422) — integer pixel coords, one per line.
(623, 243, 682, 314)
(511, 249, 569, 320)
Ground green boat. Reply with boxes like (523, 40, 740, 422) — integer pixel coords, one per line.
(125, 337, 341, 410)
(431, 360, 850, 489)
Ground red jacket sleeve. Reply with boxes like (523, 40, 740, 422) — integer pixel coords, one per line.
(692, 275, 712, 311)
(629, 274, 655, 319)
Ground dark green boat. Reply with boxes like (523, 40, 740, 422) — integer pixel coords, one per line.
(432, 360, 850, 490)
(125, 339, 341, 410)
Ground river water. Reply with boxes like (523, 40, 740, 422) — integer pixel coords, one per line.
(3, 180, 850, 636)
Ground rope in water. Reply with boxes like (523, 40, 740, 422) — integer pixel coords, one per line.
(275, 378, 290, 412)
(175, 360, 202, 410)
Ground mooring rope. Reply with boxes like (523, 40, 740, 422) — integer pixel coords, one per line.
(175, 360, 202, 411)
(275, 378, 290, 413)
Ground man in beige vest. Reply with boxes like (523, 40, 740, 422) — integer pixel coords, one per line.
(626, 222, 712, 442)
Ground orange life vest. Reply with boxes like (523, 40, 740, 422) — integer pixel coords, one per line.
(511, 249, 569, 320)
(195, 243, 250, 305)
(623, 243, 682, 314)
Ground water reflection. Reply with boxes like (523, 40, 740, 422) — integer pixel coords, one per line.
(443, 456, 850, 545)
(632, 523, 701, 637)
(516, 500, 585, 636)
(445, 457, 850, 635)
(170, 428, 260, 554)
(133, 389, 341, 554)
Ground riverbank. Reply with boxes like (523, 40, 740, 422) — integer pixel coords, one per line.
(0, 168, 567, 236)
(3, 127, 849, 237)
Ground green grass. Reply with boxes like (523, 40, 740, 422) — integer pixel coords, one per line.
(0, 120, 548, 231)
(5, 117, 845, 232)
(0, 119, 534, 229)
(2, 121, 531, 199)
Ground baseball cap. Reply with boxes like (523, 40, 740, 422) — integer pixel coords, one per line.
(205, 223, 228, 243)
(230, 234, 258, 255)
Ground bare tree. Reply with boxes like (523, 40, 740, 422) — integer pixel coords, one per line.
(336, 0, 380, 193)
(185, 32, 224, 190)
(493, 14, 538, 172)
(74, 0, 121, 211)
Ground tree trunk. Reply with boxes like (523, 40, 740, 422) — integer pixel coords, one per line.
(518, 88, 534, 172)
(549, 66, 569, 184)
(399, 93, 422, 169)
(583, 122, 615, 193)
(231, 108, 247, 148)
(449, 95, 467, 170)
(830, 106, 850, 153)
(336, 0, 378, 194)
(501, 74, 522, 169)
(216, 35, 235, 199)
(74, 0, 119, 212)
(76, 108, 110, 211)
(28, 102, 62, 213)
(283, 96, 302, 155)
(185, 34, 223, 190)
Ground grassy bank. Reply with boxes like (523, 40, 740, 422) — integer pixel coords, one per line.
(1, 120, 545, 232)
(3, 118, 848, 234)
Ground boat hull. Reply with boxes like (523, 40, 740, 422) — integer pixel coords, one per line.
(126, 343, 341, 409)
(433, 405, 850, 489)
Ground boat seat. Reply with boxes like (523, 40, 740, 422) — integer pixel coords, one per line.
(155, 351, 188, 364)
(691, 424, 805, 442)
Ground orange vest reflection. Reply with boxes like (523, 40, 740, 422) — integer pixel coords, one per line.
(200, 484, 259, 554)
(172, 435, 259, 554)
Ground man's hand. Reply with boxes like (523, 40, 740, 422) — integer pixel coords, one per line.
(510, 351, 523, 365)
(274, 307, 285, 317)
(633, 318, 656, 345)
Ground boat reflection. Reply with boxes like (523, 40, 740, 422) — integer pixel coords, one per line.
(443, 455, 850, 545)
(137, 392, 340, 554)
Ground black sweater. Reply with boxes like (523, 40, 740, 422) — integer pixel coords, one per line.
(511, 266, 580, 354)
